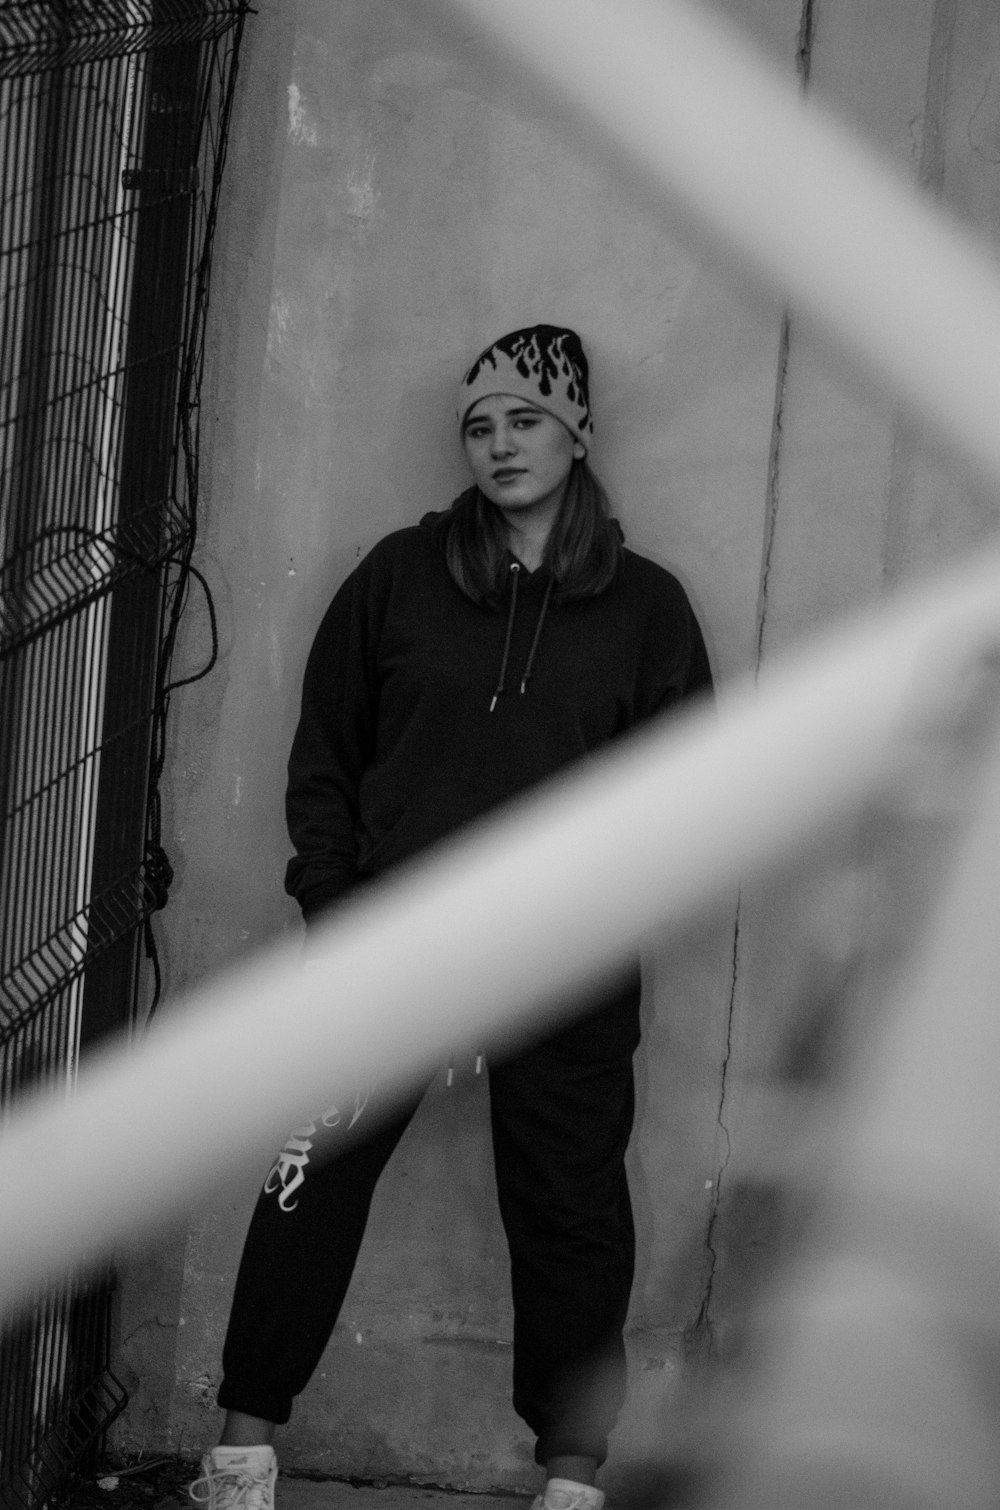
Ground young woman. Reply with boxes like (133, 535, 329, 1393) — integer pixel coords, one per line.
(191, 326, 712, 1510)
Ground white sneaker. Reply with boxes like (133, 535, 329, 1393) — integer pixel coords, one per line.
(189, 1446, 277, 1510)
(531, 1479, 606, 1510)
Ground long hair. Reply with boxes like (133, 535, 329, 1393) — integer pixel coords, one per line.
(439, 459, 622, 606)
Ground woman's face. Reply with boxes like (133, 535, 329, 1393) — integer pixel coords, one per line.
(461, 394, 585, 519)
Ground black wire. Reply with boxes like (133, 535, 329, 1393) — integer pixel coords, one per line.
(138, 6, 250, 1021)
(161, 563, 219, 694)
(140, 555, 219, 1019)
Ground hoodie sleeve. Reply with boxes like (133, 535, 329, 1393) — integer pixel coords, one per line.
(283, 557, 380, 924)
(633, 571, 713, 728)
(682, 598, 713, 703)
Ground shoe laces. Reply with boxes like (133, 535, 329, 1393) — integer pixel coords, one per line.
(540, 1485, 604, 1510)
(189, 1465, 273, 1510)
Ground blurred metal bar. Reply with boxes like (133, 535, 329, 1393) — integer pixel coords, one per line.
(2, 548, 1000, 1317)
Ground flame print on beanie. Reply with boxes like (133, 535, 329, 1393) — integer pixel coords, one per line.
(458, 325, 594, 449)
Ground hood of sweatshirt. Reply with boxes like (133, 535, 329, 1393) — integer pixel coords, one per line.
(418, 508, 625, 549)
(419, 506, 626, 712)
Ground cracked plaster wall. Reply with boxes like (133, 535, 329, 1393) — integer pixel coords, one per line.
(112, 0, 1000, 1487)
(705, 0, 1000, 1351)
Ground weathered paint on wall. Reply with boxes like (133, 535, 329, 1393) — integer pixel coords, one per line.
(112, 0, 1000, 1489)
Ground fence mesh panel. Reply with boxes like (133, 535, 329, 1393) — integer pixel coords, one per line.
(0, 3, 249, 1503)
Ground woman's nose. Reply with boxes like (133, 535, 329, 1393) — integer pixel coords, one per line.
(490, 425, 515, 456)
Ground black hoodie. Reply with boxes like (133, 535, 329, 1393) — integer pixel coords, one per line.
(284, 512, 711, 922)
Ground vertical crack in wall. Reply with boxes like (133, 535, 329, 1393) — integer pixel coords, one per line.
(754, 316, 791, 675)
(755, 1, 814, 675)
(692, 895, 741, 1356)
(796, 0, 816, 88)
(696, 0, 817, 1356)
(884, 0, 957, 588)
(919, 0, 956, 192)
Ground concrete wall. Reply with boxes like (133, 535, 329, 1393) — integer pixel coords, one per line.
(112, 0, 1000, 1490)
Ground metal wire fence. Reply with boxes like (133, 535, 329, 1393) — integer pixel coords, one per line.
(0, 3, 248, 1503)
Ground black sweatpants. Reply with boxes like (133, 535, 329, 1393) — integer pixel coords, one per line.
(218, 976, 641, 1467)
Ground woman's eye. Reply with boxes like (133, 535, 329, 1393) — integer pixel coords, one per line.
(514, 417, 537, 429)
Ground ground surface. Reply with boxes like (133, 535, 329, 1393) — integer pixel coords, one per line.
(64, 1460, 526, 1510)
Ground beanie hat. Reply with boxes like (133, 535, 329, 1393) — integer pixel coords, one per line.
(457, 325, 594, 450)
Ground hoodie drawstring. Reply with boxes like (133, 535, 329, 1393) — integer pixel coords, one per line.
(520, 576, 554, 695)
(489, 564, 554, 711)
(489, 563, 520, 713)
